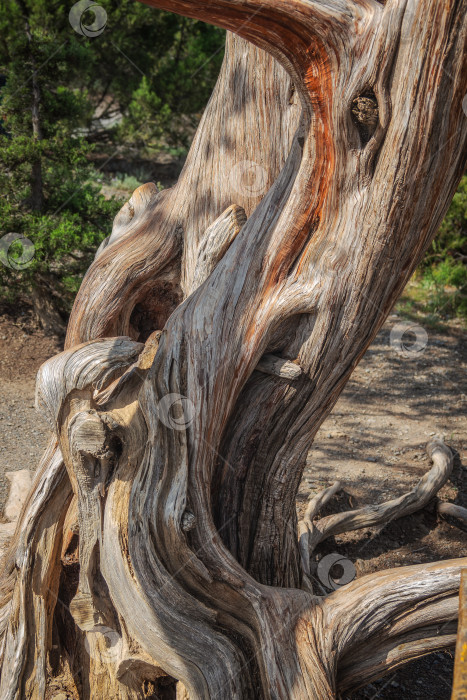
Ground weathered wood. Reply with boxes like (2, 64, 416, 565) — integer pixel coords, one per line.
(332, 559, 465, 693)
(453, 570, 467, 699)
(256, 354, 303, 380)
(299, 440, 454, 573)
(0, 0, 466, 697)
(438, 502, 467, 529)
(190, 204, 246, 293)
(0, 472, 32, 565)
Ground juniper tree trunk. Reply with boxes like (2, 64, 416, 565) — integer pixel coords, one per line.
(1, 0, 467, 698)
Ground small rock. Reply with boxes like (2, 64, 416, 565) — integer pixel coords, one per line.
(4, 470, 33, 521)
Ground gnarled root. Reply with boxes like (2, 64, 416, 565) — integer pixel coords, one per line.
(0, 333, 465, 699)
(327, 557, 466, 694)
(299, 440, 453, 582)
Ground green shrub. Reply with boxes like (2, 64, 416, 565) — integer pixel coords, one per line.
(0, 1, 121, 328)
(0, 1, 224, 330)
(419, 175, 467, 319)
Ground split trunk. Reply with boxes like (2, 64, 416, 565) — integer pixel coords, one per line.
(0, 0, 466, 697)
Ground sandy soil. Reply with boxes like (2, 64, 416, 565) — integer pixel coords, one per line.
(0, 307, 465, 699)
(0, 311, 61, 509)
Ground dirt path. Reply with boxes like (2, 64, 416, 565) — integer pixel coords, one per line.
(0, 308, 465, 698)
(0, 312, 61, 508)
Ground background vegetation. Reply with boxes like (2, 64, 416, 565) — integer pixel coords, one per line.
(0, 0, 224, 331)
(0, 0, 465, 332)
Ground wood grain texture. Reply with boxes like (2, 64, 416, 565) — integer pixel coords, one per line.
(0, 0, 466, 697)
(453, 570, 467, 699)
(299, 440, 454, 573)
(438, 502, 467, 529)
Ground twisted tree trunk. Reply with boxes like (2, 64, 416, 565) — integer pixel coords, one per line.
(1, 0, 466, 698)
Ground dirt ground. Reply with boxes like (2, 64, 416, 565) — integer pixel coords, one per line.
(0, 306, 465, 699)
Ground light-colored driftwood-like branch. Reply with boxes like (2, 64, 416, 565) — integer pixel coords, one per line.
(0, 0, 466, 696)
(299, 440, 453, 575)
(190, 204, 247, 293)
(438, 501, 467, 529)
(298, 480, 341, 576)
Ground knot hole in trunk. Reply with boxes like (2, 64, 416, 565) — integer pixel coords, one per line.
(351, 90, 379, 145)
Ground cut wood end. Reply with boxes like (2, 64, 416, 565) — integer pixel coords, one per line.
(181, 511, 196, 532)
(123, 182, 159, 221)
(256, 354, 302, 380)
(110, 182, 160, 241)
(69, 592, 106, 632)
(227, 203, 248, 231)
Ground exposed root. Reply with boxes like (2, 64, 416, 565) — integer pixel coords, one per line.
(438, 501, 467, 530)
(298, 480, 341, 576)
(325, 557, 467, 693)
(299, 439, 453, 579)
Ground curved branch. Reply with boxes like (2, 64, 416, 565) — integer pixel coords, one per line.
(66, 186, 183, 348)
(323, 558, 467, 692)
(338, 629, 457, 692)
(0, 442, 70, 696)
(300, 440, 452, 566)
(299, 480, 341, 575)
(140, 0, 358, 87)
